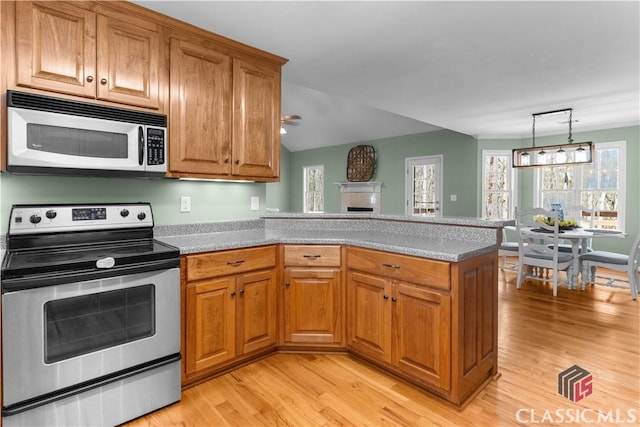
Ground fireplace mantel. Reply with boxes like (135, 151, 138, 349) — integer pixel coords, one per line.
(335, 181, 383, 193)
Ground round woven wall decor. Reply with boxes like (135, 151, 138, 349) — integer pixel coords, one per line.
(346, 145, 376, 182)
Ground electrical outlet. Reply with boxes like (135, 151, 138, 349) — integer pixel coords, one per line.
(180, 196, 191, 213)
(450, 194, 457, 201)
(250, 196, 260, 211)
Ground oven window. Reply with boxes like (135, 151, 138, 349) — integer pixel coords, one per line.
(27, 123, 128, 158)
(44, 285, 155, 364)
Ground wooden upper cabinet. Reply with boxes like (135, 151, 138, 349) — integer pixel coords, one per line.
(167, 31, 286, 181)
(95, 11, 160, 109)
(232, 59, 280, 179)
(169, 37, 232, 175)
(15, 1, 161, 109)
(16, 1, 96, 98)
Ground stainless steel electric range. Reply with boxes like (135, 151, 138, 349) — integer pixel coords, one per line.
(1, 203, 181, 427)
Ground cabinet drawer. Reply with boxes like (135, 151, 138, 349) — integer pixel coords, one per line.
(347, 246, 450, 290)
(283, 245, 341, 267)
(186, 246, 277, 281)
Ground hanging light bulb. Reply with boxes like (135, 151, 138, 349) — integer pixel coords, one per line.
(556, 147, 567, 164)
(520, 151, 530, 166)
(537, 148, 547, 164)
(575, 145, 587, 162)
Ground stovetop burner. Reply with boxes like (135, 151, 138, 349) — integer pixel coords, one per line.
(1, 203, 180, 291)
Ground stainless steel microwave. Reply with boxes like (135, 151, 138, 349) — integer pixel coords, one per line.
(6, 90, 167, 178)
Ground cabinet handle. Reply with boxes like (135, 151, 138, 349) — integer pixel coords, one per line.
(230, 291, 236, 297)
(86, 76, 94, 83)
(285, 282, 290, 287)
(234, 159, 240, 165)
(303, 254, 321, 260)
(383, 294, 389, 300)
(224, 159, 229, 163)
(391, 297, 397, 302)
(382, 263, 401, 269)
(227, 260, 245, 266)
(239, 289, 245, 295)
(100, 78, 107, 85)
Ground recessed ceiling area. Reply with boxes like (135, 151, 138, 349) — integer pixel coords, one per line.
(134, 1, 640, 152)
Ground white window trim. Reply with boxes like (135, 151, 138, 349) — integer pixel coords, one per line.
(533, 141, 626, 232)
(405, 155, 443, 217)
(481, 149, 518, 219)
(303, 164, 324, 213)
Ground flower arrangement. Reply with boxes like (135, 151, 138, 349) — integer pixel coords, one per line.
(535, 215, 578, 230)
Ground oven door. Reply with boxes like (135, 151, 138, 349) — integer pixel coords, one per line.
(8, 107, 147, 173)
(1, 268, 179, 407)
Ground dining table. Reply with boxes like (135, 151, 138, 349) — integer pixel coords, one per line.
(506, 226, 625, 289)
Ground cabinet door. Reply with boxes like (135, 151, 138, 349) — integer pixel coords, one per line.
(232, 58, 280, 179)
(393, 282, 451, 391)
(284, 268, 342, 344)
(96, 11, 160, 109)
(169, 37, 232, 175)
(16, 1, 96, 98)
(236, 269, 277, 355)
(347, 271, 392, 363)
(185, 277, 236, 374)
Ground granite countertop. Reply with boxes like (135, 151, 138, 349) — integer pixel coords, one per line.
(158, 227, 499, 262)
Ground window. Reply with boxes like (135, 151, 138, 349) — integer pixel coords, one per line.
(405, 155, 442, 217)
(534, 141, 626, 231)
(482, 150, 517, 219)
(303, 165, 324, 213)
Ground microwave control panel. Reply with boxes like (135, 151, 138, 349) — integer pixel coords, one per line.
(146, 128, 165, 166)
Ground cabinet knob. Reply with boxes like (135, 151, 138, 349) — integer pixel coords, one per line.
(392, 297, 397, 302)
(234, 159, 240, 164)
(224, 159, 229, 163)
(285, 282, 290, 287)
(86, 76, 94, 83)
(239, 289, 245, 295)
(230, 291, 236, 297)
(100, 78, 107, 85)
(383, 294, 389, 300)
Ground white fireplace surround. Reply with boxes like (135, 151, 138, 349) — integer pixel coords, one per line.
(335, 182, 383, 213)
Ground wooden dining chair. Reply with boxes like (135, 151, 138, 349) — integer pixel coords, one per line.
(580, 231, 640, 300)
(515, 207, 575, 297)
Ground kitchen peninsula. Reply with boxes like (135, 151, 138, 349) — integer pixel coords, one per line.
(156, 213, 511, 408)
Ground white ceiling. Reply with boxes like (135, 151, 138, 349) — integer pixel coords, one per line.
(134, 1, 640, 152)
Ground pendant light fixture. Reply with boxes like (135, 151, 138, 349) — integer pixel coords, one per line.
(512, 108, 593, 168)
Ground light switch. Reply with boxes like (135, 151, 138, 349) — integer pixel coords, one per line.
(251, 196, 260, 211)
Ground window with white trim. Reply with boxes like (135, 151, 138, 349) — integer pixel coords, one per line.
(303, 165, 324, 213)
(482, 150, 517, 219)
(534, 141, 626, 231)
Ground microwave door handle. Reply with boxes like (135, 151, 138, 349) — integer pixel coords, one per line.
(138, 126, 144, 166)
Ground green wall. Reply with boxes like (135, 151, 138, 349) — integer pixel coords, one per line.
(0, 173, 267, 234)
(289, 129, 479, 216)
(266, 145, 292, 212)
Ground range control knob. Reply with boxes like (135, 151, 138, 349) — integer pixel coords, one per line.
(120, 209, 130, 218)
(30, 214, 42, 224)
(137, 211, 147, 221)
(45, 210, 57, 220)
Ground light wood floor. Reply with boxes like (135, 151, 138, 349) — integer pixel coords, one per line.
(125, 264, 639, 426)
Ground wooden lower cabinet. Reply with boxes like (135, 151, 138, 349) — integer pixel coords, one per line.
(181, 243, 497, 407)
(281, 245, 343, 346)
(182, 246, 277, 385)
(347, 271, 451, 391)
(347, 246, 496, 406)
